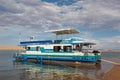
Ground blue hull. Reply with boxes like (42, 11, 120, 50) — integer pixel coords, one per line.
(13, 55, 100, 63)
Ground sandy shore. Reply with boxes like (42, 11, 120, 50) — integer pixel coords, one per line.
(0, 46, 25, 50)
(103, 65, 120, 80)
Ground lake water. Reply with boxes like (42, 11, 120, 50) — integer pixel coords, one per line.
(0, 50, 120, 80)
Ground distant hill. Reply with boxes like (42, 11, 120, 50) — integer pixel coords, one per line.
(100, 49, 120, 53)
(0, 46, 119, 52)
(0, 46, 25, 50)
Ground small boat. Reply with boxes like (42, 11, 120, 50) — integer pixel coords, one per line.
(14, 29, 101, 64)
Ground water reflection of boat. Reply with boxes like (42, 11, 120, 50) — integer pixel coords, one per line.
(13, 59, 101, 70)
(13, 61, 102, 80)
(14, 29, 101, 64)
(42, 60, 101, 69)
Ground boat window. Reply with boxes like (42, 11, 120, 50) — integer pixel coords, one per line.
(26, 47, 30, 50)
(75, 44, 82, 52)
(53, 46, 61, 52)
(63, 46, 72, 52)
(25, 46, 27, 50)
(36, 46, 40, 51)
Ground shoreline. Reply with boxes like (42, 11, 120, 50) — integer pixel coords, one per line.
(100, 50, 120, 53)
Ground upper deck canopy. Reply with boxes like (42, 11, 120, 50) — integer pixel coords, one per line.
(46, 28, 80, 35)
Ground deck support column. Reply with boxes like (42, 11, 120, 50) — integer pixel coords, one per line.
(23, 55, 27, 62)
(36, 56, 39, 63)
(40, 57, 43, 65)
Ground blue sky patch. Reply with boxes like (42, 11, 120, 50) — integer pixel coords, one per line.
(41, 0, 79, 6)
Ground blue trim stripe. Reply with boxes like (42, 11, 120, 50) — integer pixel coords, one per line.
(14, 55, 99, 62)
(20, 40, 53, 45)
(41, 57, 98, 62)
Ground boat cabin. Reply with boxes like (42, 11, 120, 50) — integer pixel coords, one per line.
(20, 29, 95, 53)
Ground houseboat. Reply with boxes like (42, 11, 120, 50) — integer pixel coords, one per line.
(14, 29, 101, 64)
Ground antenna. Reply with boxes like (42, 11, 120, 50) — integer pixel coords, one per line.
(18, 32, 21, 53)
(19, 32, 21, 45)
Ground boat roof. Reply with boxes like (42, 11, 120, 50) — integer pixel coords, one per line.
(20, 40, 53, 46)
(71, 41, 96, 45)
(46, 28, 80, 35)
(61, 37, 96, 45)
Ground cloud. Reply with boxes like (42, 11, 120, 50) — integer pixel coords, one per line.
(0, 0, 63, 30)
(0, 0, 120, 48)
(0, 0, 24, 13)
(16, 0, 41, 6)
(93, 36, 120, 50)
(0, 0, 120, 31)
(80, 36, 120, 50)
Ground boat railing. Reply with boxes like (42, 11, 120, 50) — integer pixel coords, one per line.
(82, 49, 101, 56)
(13, 53, 20, 57)
(53, 40, 62, 44)
(82, 49, 100, 52)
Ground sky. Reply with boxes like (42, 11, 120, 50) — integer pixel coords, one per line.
(0, 0, 120, 50)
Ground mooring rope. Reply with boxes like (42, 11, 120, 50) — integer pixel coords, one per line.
(101, 59, 120, 65)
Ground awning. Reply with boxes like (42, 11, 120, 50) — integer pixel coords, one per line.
(71, 41, 96, 45)
(46, 28, 80, 35)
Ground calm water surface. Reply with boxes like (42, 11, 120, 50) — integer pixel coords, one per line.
(0, 50, 120, 80)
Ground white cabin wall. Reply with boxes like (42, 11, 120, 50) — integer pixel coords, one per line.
(26, 44, 72, 49)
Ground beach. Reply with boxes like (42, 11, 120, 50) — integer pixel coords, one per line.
(103, 65, 120, 80)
